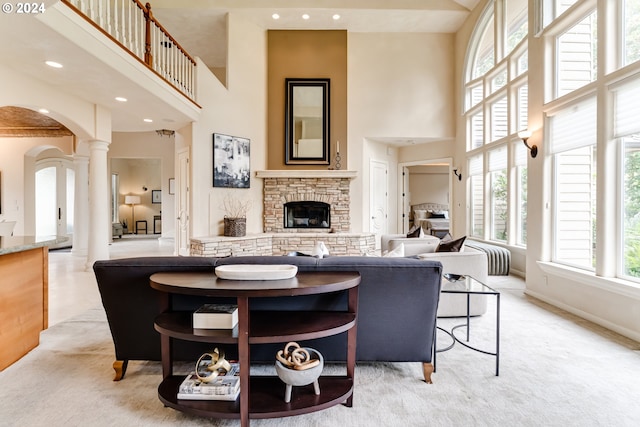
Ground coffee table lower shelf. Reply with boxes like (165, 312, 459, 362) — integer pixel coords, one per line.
(158, 375, 353, 419)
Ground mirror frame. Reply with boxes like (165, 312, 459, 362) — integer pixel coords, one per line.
(285, 78, 330, 165)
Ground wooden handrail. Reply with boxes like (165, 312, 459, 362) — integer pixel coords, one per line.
(60, 0, 198, 103)
(138, 2, 196, 66)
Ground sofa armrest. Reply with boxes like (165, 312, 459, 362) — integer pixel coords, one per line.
(417, 247, 488, 283)
(382, 235, 440, 256)
(418, 247, 489, 317)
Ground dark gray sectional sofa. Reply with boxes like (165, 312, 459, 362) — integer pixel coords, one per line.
(93, 255, 442, 382)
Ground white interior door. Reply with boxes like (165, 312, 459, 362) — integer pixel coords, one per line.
(35, 158, 74, 248)
(177, 148, 190, 256)
(370, 160, 388, 237)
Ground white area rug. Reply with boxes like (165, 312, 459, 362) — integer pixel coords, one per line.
(1, 281, 640, 427)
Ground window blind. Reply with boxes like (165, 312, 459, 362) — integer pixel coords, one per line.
(468, 155, 483, 175)
(488, 146, 508, 171)
(515, 141, 528, 166)
(549, 96, 596, 153)
(613, 78, 640, 138)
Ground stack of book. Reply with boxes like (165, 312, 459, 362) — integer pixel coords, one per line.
(177, 363, 240, 401)
(193, 304, 238, 329)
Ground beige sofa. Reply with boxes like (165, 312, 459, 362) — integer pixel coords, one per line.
(381, 234, 488, 317)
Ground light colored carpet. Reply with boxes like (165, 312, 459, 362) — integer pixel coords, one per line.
(1, 278, 640, 427)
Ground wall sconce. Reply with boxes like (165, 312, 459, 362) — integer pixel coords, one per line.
(142, 186, 148, 192)
(453, 168, 462, 181)
(518, 130, 537, 158)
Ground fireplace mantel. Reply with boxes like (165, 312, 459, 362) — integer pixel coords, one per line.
(255, 170, 357, 179)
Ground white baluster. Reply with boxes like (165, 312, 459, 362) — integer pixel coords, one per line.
(105, 0, 111, 36)
(138, 8, 144, 60)
(97, 0, 103, 29)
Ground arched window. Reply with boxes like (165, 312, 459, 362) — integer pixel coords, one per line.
(462, 0, 528, 245)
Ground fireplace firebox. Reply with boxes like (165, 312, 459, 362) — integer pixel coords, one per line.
(284, 201, 330, 229)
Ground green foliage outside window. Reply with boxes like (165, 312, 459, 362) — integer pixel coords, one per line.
(624, 145, 640, 277)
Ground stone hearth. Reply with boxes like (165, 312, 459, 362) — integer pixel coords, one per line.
(190, 233, 375, 257)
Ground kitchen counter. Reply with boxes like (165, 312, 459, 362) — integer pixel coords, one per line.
(0, 235, 67, 370)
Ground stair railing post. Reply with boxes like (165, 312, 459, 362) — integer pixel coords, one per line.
(144, 2, 153, 67)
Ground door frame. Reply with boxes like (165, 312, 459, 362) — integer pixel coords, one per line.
(176, 147, 190, 256)
(369, 159, 389, 237)
(397, 157, 453, 234)
(35, 157, 74, 248)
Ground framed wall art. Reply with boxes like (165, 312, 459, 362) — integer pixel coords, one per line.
(152, 190, 161, 204)
(213, 133, 250, 188)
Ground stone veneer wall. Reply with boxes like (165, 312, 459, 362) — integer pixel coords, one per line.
(190, 233, 375, 257)
(263, 177, 351, 233)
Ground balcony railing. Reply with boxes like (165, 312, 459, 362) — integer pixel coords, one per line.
(62, 0, 196, 102)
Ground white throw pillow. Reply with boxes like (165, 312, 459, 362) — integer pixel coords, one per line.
(414, 210, 427, 220)
(383, 243, 405, 257)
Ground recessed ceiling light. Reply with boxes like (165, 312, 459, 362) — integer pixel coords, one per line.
(45, 61, 63, 68)
(38, 108, 49, 114)
(302, 14, 310, 20)
(272, 13, 280, 19)
(115, 97, 127, 102)
(143, 118, 153, 123)
(333, 14, 341, 20)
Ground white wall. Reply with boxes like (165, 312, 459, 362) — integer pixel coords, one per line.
(408, 165, 449, 207)
(348, 33, 456, 232)
(190, 14, 267, 237)
(0, 137, 73, 235)
(0, 64, 102, 140)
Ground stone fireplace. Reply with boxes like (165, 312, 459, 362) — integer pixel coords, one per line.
(189, 170, 375, 257)
(256, 170, 356, 233)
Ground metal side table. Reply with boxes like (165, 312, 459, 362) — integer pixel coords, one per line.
(434, 274, 500, 376)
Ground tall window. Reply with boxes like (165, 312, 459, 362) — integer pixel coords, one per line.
(515, 143, 528, 245)
(622, 136, 640, 278)
(623, 0, 640, 66)
(542, 0, 581, 28)
(555, 11, 597, 99)
(464, 0, 528, 245)
(489, 147, 508, 241)
(469, 155, 484, 238)
(613, 78, 640, 280)
(542, 0, 640, 282)
(549, 97, 597, 269)
(506, 0, 528, 54)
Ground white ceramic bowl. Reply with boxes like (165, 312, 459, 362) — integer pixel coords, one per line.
(275, 347, 324, 386)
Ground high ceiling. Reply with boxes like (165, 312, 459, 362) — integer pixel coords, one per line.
(0, 0, 480, 135)
(152, 0, 481, 69)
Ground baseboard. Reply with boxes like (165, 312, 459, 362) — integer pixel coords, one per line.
(525, 289, 640, 343)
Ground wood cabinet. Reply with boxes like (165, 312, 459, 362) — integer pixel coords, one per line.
(0, 246, 48, 370)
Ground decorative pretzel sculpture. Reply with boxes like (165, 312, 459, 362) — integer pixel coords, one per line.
(276, 341, 320, 371)
(195, 347, 232, 383)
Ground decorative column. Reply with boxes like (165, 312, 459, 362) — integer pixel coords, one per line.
(86, 140, 110, 269)
(71, 153, 89, 257)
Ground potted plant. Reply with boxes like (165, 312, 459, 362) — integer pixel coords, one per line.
(221, 194, 251, 237)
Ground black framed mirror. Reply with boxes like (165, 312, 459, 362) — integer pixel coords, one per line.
(285, 78, 330, 165)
